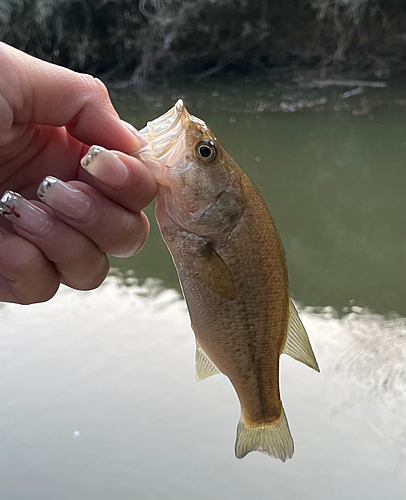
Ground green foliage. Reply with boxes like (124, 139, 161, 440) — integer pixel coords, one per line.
(0, 0, 404, 82)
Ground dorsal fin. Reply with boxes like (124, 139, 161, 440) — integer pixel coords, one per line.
(195, 344, 221, 380)
(282, 300, 320, 372)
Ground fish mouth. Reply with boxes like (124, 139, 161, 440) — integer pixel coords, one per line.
(135, 99, 190, 176)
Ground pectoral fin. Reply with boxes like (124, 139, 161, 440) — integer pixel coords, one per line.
(195, 344, 221, 380)
(282, 299, 320, 372)
(197, 248, 236, 300)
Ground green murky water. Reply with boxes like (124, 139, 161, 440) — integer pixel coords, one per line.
(0, 80, 405, 499)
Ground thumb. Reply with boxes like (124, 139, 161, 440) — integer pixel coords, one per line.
(0, 43, 145, 153)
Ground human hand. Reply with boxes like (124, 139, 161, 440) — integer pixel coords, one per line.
(0, 43, 157, 304)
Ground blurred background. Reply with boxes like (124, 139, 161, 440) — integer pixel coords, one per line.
(0, 0, 405, 84)
(0, 2, 405, 499)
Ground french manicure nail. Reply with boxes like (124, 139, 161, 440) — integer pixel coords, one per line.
(37, 177, 96, 222)
(80, 145, 129, 187)
(0, 190, 55, 237)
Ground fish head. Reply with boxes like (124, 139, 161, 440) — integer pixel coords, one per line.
(136, 100, 243, 237)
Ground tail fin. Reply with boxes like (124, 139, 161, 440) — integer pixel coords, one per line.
(235, 405, 294, 461)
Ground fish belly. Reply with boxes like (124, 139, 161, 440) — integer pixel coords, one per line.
(160, 201, 289, 425)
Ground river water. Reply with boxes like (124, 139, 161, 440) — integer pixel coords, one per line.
(0, 79, 405, 499)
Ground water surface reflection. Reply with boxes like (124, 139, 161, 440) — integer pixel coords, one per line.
(0, 279, 404, 500)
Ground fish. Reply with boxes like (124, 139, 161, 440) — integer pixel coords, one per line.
(135, 100, 319, 460)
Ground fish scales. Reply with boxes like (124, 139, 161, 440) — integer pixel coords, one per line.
(136, 100, 319, 460)
(175, 186, 289, 424)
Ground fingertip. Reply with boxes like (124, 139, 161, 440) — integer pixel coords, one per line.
(77, 77, 146, 153)
(119, 210, 150, 257)
(62, 75, 144, 153)
(116, 152, 158, 206)
(86, 77, 147, 152)
(137, 211, 151, 254)
(121, 120, 148, 150)
(96, 116, 146, 154)
(61, 251, 110, 291)
(67, 114, 144, 155)
(78, 147, 158, 212)
(103, 210, 151, 258)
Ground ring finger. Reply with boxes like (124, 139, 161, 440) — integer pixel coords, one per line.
(0, 191, 109, 291)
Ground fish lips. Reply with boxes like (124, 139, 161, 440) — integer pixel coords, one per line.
(133, 100, 190, 179)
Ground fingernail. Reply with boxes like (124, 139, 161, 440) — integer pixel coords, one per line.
(37, 177, 96, 222)
(121, 120, 148, 150)
(0, 190, 55, 237)
(80, 145, 129, 187)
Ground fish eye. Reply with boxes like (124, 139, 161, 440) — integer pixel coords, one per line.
(195, 140, 218, 163)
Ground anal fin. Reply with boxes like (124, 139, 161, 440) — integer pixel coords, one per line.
(282, 299, 320, 372)
(195, 344, 221, 381)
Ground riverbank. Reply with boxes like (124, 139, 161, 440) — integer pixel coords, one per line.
(109, 72, 405, 121)
(1, 0, 405, 85)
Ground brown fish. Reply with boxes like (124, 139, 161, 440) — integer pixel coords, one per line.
(136, 100, 319, 460)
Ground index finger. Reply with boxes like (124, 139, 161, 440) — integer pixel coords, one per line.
(77, 147, 158, 212)
(0, 43, 145, 153)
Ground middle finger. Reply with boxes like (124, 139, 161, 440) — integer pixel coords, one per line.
(37, 177, 150, 258)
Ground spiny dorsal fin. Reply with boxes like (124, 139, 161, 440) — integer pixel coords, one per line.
(282, 299, 320, 372)
(195, 344, 221, 381)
